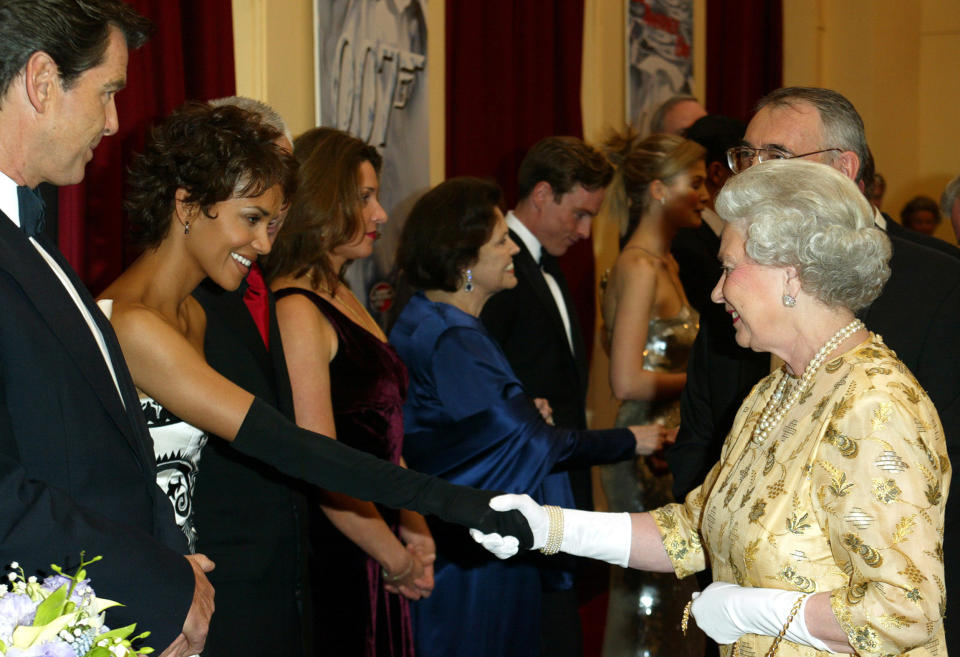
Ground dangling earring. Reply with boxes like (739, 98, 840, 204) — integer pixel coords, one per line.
(464, 269, 474, 293)
(782, 294, 796, 307)
(184, 221, 191, 236)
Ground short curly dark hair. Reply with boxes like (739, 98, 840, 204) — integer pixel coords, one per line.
(126, 102, 298, 248)
(397, 177, 502, 292)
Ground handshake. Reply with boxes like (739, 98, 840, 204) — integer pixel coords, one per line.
(472, 494, 633, 567)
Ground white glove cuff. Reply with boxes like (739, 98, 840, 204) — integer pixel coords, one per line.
(559, 509, 632, 567)
(785, 593, 831, 652)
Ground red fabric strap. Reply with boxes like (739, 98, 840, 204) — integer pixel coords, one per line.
(243, 263, 270, 350)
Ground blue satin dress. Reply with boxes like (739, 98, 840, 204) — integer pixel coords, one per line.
(390, 293, 634, 657)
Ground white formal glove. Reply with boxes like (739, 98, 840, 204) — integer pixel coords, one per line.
(470, 494, 632, 568)
(690, 582, 830, 651)
(470, 494, 547, 558)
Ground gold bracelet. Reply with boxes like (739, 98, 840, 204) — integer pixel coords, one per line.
(681, 600, 693, 635)
(539, 505, 564, 555)
(730, 593, 806, 657)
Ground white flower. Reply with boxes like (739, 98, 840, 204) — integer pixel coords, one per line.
(7, 572, 16, 581)
(10, 561, 19, 569)
(26, 576, 36, 584)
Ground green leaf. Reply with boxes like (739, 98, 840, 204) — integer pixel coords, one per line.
(86, 647, 112, 657)
(33, 585, 68, 625)
(96, 622, 138, 643)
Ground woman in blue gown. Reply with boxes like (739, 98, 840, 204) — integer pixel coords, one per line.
(389, 178, 667, 657)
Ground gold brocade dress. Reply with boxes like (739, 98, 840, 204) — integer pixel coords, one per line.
(653, 334, 949, 657)
(600, 303, 702, 657)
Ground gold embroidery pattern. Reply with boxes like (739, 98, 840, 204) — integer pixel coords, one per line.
(652, 336, 947, 657)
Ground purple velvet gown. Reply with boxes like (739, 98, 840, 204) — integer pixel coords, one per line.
(274, 287, 413, 657)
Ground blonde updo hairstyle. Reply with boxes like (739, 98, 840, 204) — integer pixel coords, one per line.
(604, 131, 705, 246)
(716, 159, 891, 312)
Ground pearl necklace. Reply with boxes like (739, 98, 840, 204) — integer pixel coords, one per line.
(751, 318, 864, 444)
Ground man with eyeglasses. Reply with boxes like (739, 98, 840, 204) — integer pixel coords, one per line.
(668, 85, 960, 653)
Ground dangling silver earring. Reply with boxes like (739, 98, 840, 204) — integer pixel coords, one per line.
(184, 221, 191, 236)
(782, 294, 796, 307)
(464, 269, 474, 293)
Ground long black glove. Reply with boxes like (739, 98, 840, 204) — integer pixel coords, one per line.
(232, 397, 533, 549)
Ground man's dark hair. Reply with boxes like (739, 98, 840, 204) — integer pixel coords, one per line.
(900, 195, 942, 230)
(755, 87, 869, 184)
(683, 114, 746, 167)
(516, 136, 613, 202)
(0, 0, 152, 100)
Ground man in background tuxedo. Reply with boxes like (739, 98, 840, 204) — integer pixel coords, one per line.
(667, 86, 960, 653)
(481, 136, 615, 657)
(0, 2, 211, 656)
(191, 97, 313, 657)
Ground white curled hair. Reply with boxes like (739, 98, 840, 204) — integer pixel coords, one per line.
(716, 160, 891, 312)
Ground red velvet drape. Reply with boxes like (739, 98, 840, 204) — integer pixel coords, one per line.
(58, 0, 236, 294)
(705, 0, 782, 121)
(445, 0, 595, 356)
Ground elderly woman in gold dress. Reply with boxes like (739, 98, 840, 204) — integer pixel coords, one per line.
(475, 159, 949, 657)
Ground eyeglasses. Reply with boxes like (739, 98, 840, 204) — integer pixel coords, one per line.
(725, 146, 844, 174)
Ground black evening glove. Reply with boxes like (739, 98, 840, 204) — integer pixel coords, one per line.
(232, 397, 533, 549)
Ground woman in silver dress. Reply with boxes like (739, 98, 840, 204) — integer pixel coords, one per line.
(599, 132, 708, 656)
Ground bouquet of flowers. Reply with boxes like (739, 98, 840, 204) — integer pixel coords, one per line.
(0, 554, 151, 657)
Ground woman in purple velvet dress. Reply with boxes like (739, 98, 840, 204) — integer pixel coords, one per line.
(264, 128, 434, 657)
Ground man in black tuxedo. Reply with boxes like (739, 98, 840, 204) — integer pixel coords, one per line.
(667, 86, 960, 652)
(191, 97, 313, 657)
(0, 2, 211, 656)
(481, 136, 614, 657)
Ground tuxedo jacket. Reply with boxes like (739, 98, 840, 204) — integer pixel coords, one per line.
(481, 232, 594, 510)
(0, 213, 193, 647)
(481, 232, 589, 431)
(191, 279, 312, 657)
(671, 221, 723, 318)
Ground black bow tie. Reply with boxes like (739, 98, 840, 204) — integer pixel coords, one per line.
(17, 185, 45, 237)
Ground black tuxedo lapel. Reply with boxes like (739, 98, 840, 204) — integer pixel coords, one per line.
(540, 252, 588, 388)
(215, 280, 275, 382)
(510, 231, 577, 359)
(0, 216, 150, 464)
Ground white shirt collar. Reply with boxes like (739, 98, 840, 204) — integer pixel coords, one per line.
(0, 170, 21, 227)
(873, 206, 887, 231)
(506, 210, 542, 263)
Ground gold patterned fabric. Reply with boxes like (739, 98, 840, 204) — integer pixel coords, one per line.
(653, 335, 949, 657)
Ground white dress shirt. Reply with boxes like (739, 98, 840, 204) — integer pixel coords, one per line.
(0, 171, 125, 405)
(506, 210, 575, 354)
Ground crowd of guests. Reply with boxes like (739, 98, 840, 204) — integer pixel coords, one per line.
(1, 3, 959, 657)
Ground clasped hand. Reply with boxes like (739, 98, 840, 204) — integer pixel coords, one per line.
(469, 493, 546, 559)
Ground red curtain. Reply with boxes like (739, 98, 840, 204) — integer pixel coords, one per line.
(705, 0, 782, 122)
(58, 0, 236, 294)
(445, 0, 596, 355)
